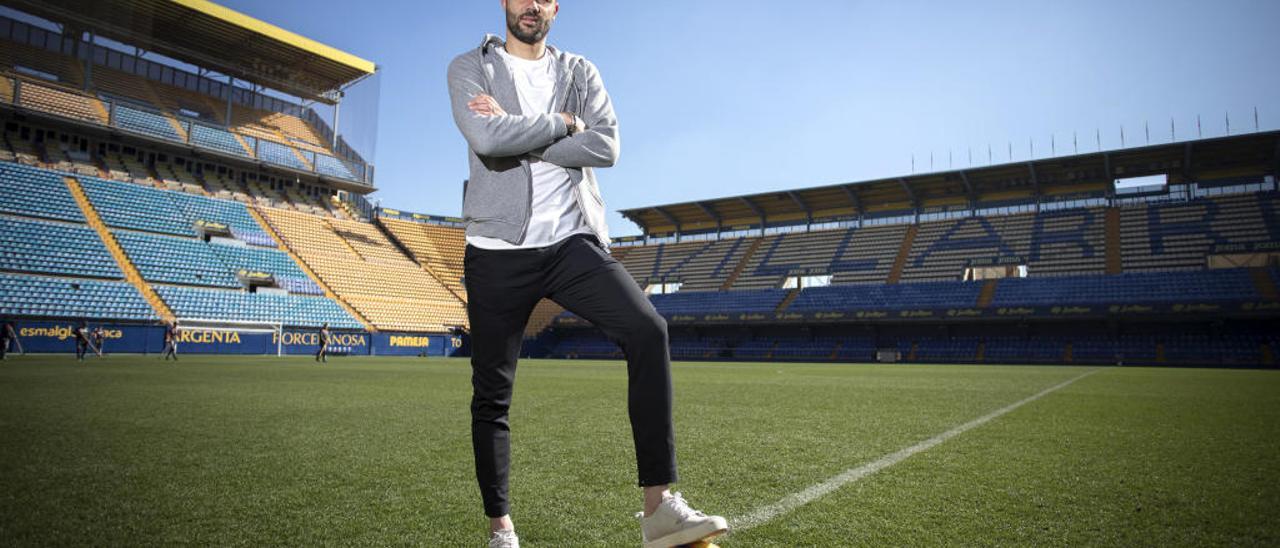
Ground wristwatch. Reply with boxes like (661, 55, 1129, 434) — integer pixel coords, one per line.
(565, 114, 581, 136)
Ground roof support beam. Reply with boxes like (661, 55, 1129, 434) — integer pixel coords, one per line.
(787, 191, 813, 223)
(957, 170, 977, 206)
(739, 197, 766, 232)
(897, 177, 919, 209)
(1026, 162, 1041, 199)
(1183, 142, 1194, 183)
(841, 184, 864, 216)
(654, 206, 680, 231)
(1273, 138, 1280, 181)
(696, 201, 722, 235)
(1102, 152, 1114, 198)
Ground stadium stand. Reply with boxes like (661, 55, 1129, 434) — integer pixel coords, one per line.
(0, 13, 369, 185)
(15, 81, 108, 125)
(259, 208, 467, 332)
(991, 269, 1259, 306)
(377, 215, 469, 299)
(650, 288, 788, 316)
(155, 285, 360, 329)
(2, 2, 1276, 365)
(788, 280, 986, 312)
(1120, 194, 1277, 272)
(113, 230, 240, 288)
(189, 123, 255, 159)
(0, 272, 156, 321)
(0, 216, 121, 279)
(78, 175, 194, 236)
(0, 161, 85, 222)
(112, 101, 185, 142)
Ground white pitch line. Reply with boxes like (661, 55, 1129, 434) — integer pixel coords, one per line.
(729, 368, 1102, 532)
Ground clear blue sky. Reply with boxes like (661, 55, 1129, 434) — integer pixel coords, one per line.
(218, 0, 1280, 237)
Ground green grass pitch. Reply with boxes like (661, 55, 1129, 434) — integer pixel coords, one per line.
(1, 355, 1276, 546)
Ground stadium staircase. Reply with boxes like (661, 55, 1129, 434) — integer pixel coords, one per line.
(976, 341, 986, 362)
(374, 217, 468, 304)
(89, 97, 110, 123)
(325, 218, 367, 259)
(276, 127, 314, 170)
(1105, 207, 1123, 274)
(1064, 342, 1074, 363)
(828, 341, 842, 360)
(775, 288, 801, 314)
(1249, 267, 1279, 300)
(887, 225, 918, 284)
(64, 175, 175, 323)
(232, 132, 256, 157)
(976, 279, 999, 308)
(246, 205, 374, 331)
(721, 238, 765, 290)
(1155, 343, 1166, 364)
(135, 82, 189, 140)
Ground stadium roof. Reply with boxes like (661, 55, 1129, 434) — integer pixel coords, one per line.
(620, 130, 1280, 236)
(1, 0, 375, 103)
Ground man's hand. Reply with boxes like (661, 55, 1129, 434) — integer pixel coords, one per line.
(468, 94, 584, 135)
(560, 112, 586, 135)
(468, 94, 506, 117)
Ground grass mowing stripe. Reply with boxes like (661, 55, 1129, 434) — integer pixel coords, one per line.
(728, 367, 1103, 533)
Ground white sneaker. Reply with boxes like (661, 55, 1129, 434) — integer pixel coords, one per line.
(488, 529, 519, 548)
(640, 492, 728, 548)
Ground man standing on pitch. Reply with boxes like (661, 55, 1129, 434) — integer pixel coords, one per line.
(73, 321, 96, 361)
(162, 321, 179, 362)
(0, 319, 17, 360)
(315, 322, 330, 363)
(447, 1, 726, 547)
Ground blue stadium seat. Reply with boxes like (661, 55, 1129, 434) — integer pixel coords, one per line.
(155, 285, 360, 329)
(256, 139, 309, 171)
(0, 216, 120, 278)
(189, 123, 253, 158)
(0, 162, 85, 222)
(315, 154, 359, 181)
(112, 103, 184, 142)
(113, 230, 240, 288)
(0, 272, 156, 321)
(167, 191, 276, 246)
(993, 269, 1259, 306)
(788, 281, 984, 312)
(79, 176, 193, 236)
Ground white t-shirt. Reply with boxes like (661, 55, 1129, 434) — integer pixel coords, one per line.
(466, 47, 592, 250)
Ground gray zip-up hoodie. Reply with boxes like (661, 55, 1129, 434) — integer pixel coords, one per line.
(447, 34, 619, 247)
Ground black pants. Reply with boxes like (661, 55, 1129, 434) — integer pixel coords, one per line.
(465, 234, 677, 518)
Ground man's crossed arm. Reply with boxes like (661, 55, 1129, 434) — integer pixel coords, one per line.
(447, 54, 619, 168)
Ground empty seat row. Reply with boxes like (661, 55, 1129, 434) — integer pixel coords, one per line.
(0, 216, 119, 278)
(155, 284, 361, 329)
(0, 272, 155, 321)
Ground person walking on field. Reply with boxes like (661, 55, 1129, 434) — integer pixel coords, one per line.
(162, 321, 179, 361)
(92, 325, 106, 357)
(315, 323, 330, 363)
(0, 319, 18, 359)
(73, 321, 97, 361)
(447, 1, 727, 546)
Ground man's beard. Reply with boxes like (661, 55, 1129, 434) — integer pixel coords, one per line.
(506, 9, 553, 45)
